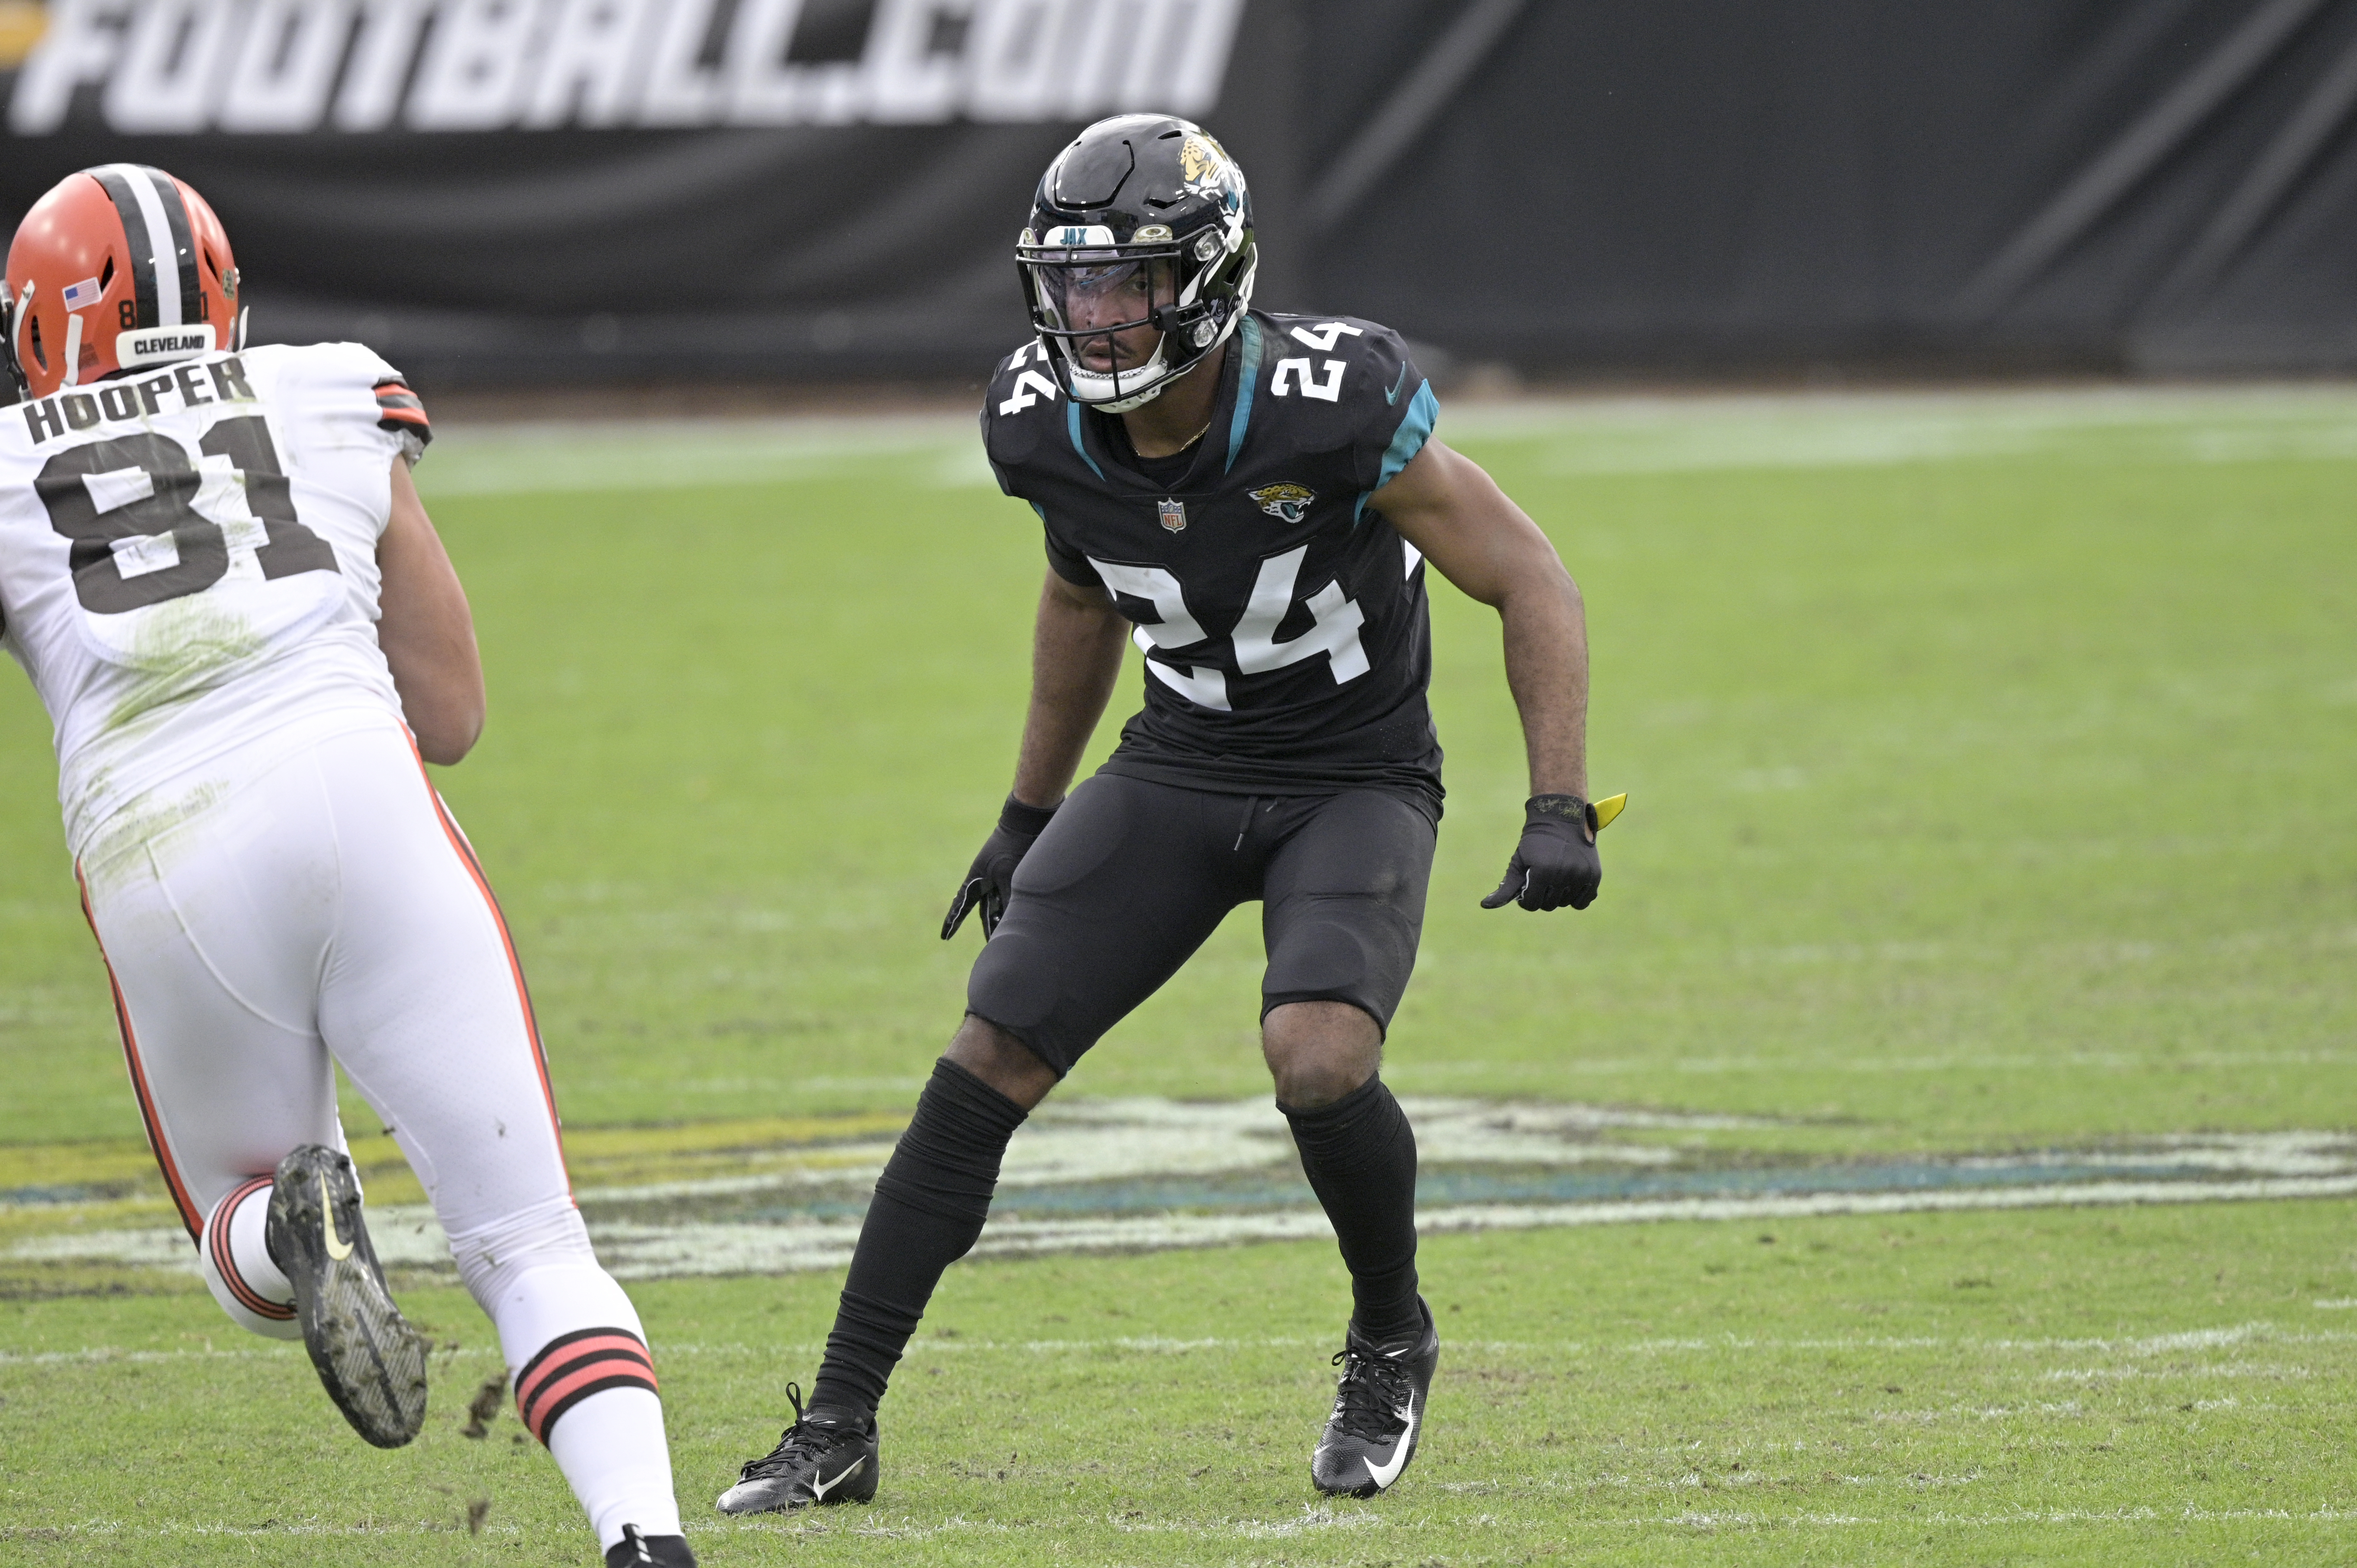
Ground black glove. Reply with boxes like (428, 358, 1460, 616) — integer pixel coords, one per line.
(1480, 794, 1602, 912)
(941, 794, 1058, 940)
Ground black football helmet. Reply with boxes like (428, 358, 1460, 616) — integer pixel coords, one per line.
(1017, 114, 1257, 412)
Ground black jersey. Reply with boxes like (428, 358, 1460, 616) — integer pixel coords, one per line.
(982, 311, 1444, 813)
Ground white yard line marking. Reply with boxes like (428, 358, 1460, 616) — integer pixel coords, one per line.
(416, 416, 983, 498)
(27, 1322, 2344, 1368)
(24, 1503, 2350, 1541)
(8, 1521, 528, 1539)
(412, 387, 2357, 499)
(641, 1321, 2357, 1359)
(1412, 1173, 2357, 1240)
(0, 1346, 297, 1366)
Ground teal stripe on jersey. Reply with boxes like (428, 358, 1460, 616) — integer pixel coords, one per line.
(1066, 396, 1105, 480)
(1223, 315, 1264, 474)
(1356, 378, 1438, 523)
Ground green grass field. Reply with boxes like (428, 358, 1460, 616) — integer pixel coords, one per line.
(2, 386, 2353, 1563)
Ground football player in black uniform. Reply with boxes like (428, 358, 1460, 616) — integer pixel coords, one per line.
(720, 114, 1601, 1514)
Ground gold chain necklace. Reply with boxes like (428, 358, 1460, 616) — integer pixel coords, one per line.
(1145, 414, 1212, 456)
(1123, 411, 1213, 460)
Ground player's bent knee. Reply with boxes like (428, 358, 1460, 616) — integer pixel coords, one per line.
(1269, 1056, 1380, 1111)
(943, 1014, 1060, 1109)
(1262, 999, 1383, 1053)
(446, 1193, 598, 1309)
(1262, 1001, 1383, 1109)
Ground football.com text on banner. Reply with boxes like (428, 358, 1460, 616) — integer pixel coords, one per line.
(8, 0, 1244, 135)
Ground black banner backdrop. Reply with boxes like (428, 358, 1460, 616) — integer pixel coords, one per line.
(0, 0, 2354, 386)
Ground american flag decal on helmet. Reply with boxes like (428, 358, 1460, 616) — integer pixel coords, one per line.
(372, 378, 431, 447)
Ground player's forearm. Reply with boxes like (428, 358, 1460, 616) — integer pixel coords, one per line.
(376, 465, 485, 766)
(1499, 566, 1589, 798)
(378, 567, 484, 766)
(1011, 585, 1127, 808)
(387, 646, 486, 765)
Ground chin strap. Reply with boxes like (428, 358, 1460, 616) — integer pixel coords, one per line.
(1095, 378, 1170, 415)
(1066, 335, 1174, 412)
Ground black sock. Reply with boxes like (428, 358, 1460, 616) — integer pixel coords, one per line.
(1282, 1075, 1423, 1346)
(809, 1059, 1029, 1417)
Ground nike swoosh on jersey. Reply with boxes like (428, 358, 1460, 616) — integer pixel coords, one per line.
(320, 1173, 354, 1261)
(810, 1457, 865, 1501)
(1363, 1402, 1418, 1489)
(1385, 364, 1411, 405)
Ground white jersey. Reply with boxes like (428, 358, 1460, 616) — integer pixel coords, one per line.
(0, 343, 426, 857)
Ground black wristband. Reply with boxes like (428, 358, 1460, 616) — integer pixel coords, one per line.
(998, 794, 1059, 836)
(1526, 793, 1596, 832)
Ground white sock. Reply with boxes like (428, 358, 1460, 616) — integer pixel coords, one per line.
(199, 1176, 301, 1340)
(493, 1261, 681, 1548)
(547, 1386, 678, 1545)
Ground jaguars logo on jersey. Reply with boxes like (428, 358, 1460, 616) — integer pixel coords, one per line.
(1249, 482, 1316, 524)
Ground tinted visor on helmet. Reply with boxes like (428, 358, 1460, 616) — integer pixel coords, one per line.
(1021, 231, 1188, 403)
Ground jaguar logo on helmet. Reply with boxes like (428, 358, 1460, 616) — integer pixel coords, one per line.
(1249, 483, 1317, 524)
(1179, 134, 1237, 199)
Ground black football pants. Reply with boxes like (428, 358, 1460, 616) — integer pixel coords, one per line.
(967, 773, 1437, 1072)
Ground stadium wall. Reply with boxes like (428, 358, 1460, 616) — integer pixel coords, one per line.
(0, 0, 2353, 387)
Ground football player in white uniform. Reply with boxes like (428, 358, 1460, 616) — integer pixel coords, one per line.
(0, 167, 693, 1568)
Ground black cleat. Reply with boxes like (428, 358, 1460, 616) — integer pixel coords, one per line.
(605, 1523, 697, 1566)
(1311, 1296, 1440, 1497)
(263, 1143, 428, 1448)
(715, 1383, 879, 1515)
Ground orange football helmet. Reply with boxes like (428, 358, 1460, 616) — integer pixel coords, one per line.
(4, 164, 241, 401)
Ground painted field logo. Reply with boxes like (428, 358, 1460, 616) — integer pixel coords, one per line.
(1249, 482, 1316, 523)
(1157, 498, 1187, 532)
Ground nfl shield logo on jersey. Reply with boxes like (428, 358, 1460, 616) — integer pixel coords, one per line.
(1157, 498, 1187, 532)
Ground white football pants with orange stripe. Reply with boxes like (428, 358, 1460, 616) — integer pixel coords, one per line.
(75, 719, 681, 1550)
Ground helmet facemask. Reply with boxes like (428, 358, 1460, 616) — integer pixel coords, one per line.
(1020, 214, 1254, 413)
(0, 284, 30, 404)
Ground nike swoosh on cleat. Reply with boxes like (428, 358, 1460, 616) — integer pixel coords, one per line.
(1362, 1403, 1417, 1489)
(320, 1173, 354, 1261)
(1385, 364, 1410, 404)
(809, 1457, 864, 1502)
